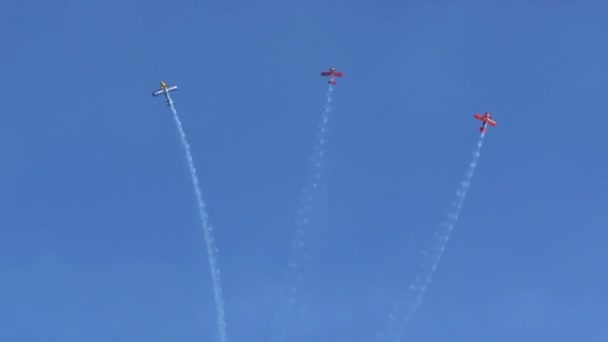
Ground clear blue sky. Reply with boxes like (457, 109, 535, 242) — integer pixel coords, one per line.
(2, 1, 607, 341)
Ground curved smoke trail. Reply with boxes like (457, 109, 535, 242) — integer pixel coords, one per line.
(168, 97, 227, 342)
(376, 133, 485, 342)
(273, 85, 334, 342)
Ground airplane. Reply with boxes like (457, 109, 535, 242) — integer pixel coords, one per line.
(473, 112, 497, 133)
(152, 81, 178, 106)
(320, 67, 343, 85)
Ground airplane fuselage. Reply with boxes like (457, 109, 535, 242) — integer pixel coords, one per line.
(162, 91, 173, 106)
(480, 121, 488, 133)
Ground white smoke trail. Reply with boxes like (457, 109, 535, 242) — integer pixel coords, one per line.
(273, 85, 334, 342)
(167, 96, 227, 342)
(376, 133, 486, 342)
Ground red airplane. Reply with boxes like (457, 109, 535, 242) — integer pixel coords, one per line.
(320, 67, 343, 85)
(473, 112, 497, 133)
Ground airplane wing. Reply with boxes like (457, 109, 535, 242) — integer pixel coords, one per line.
(333, 71, 343, 77)
(320, 71, 332, 76)
(473, 113, 484, 121)
(152, 85, 178, 96)
(486, 119, 497, 127)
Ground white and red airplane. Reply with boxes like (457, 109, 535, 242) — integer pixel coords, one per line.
(473, 112, 497, 133)
(320, 67, 343, 85)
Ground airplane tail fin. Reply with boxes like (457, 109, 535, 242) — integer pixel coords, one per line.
(479, 127, 486, 133)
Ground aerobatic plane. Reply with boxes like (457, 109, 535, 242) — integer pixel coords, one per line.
(320, 67, 343, 85)
(152, 81, 178, 106)
(473, 112, 497, 133)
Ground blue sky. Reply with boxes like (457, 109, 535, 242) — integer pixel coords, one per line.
(2, 1, 608, 341)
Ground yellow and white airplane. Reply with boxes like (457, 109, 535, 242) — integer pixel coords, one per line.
(152, 81, 178, 106)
